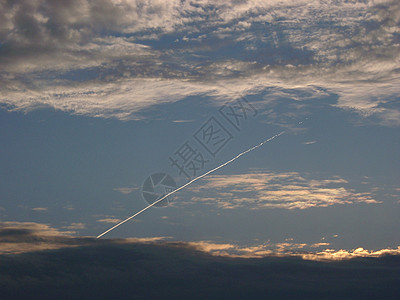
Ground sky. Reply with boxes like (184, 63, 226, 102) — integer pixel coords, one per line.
(1, 0, 400, 262)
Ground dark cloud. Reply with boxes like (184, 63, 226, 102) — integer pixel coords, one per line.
(0, 240, 400, 299)
(1, 222, 400, 299)
(0, 228, 31, 238)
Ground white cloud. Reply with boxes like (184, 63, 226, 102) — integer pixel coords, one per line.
(183, 171, 380, 210)
(302, 246, 400, 261)
(32, 207, 48, 211)
(62, 222, 86, 230)
(0, 0, 399, 125)
(97, 218, 122, 224)
(187, 240, 400, 261)
(113, 187, 139, 195)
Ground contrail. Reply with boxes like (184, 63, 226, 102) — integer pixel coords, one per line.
(96, 131, 285, 239)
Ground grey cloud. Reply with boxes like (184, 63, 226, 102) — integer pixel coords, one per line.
(0, 0, 399, 124)
(1, 222, 400, 299)
(0, 228, 31, 238)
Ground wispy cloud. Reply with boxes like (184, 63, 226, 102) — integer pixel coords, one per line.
(62, 222, 86, 230)
(97, 218, 122, 224)
(32, 207, 48, 211)
(113, 187, 139, 195)
(0, 0, 398, 124)
(183, 171, 380, 210)
(172, 119, 194, 123)
(63, 205, 75, 211)
(186, 240, 331, 258)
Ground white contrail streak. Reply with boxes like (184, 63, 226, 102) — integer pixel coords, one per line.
(96, 131, 285, 239)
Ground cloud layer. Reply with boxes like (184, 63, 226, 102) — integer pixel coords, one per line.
(1, 221, 398, 260)
(183, 171, 380, 209)
(0, 0, 399, 123)
(1, 221, 400, 299)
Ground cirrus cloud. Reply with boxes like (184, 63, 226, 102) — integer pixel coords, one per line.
(0, 0, 399, 124)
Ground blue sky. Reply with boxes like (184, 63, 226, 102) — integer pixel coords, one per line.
(1, 0, 400, 258)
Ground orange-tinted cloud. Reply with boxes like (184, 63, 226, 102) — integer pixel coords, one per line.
(1, 222, 399, 262)
(184, 172, 380, 210)
(184, 240, 400, 261)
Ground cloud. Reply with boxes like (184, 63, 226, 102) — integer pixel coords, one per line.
(1, 222, 400, 299)
(303, 246, 400, 261)
(1, 221, 400, 261)
(113, 187, 139, 195)
(172, 119, 194, 123)
(97, 218, 122, 224)
(187, 241, 400, 261)
(0, 221, 166, 255)
(0, 221, 85, 255)
(62, 222, 86, 230)
(0, 0, 398, 125)
(63, 205, 75, 210)
(31, 207, 48, 211)
(182, 171, 380, 210)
